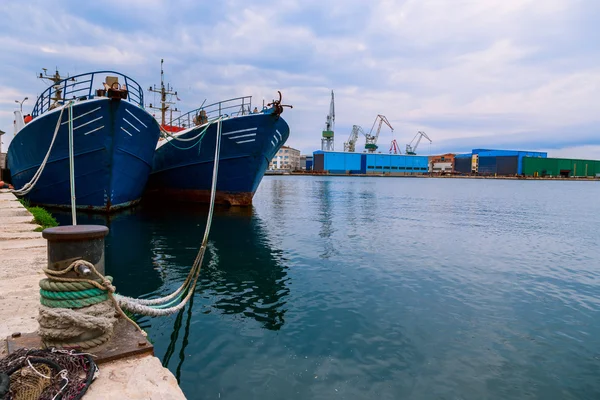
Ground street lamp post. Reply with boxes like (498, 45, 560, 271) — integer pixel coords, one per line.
(0, 129, 4, 155)
(14, 97, 28, 113)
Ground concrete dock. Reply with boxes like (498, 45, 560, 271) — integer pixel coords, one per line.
(0, 190, 186, 399)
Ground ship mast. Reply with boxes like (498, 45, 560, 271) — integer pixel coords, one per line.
(38, 68, 69, 103)
(148, 59, 178, 127)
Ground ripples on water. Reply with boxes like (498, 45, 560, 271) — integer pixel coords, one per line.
(57, 177, 600, 399)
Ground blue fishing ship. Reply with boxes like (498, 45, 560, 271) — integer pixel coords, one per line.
(146, 92, 291, 206)
(7, 69, 161, 212)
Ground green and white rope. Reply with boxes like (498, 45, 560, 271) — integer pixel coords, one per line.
(116, 116, 223, 315)
(38, 117, 224, 347)
(40, 287, 105, 300)
(38, 277, 112, 292)
(40, 294, 109, 309)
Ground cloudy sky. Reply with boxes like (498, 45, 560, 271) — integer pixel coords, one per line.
(1, 0, 599, 158)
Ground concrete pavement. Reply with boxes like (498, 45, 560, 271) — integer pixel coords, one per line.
(0, 189, 186, 399)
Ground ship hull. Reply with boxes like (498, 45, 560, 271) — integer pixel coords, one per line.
(7, 98, 160, 212)
(146, 112, 289, 206)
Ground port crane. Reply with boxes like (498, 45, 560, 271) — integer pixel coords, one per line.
(405, 131, 432, 155)
(364, 114, 393, 153)
(321, 90, 335, 151)
(389, 139, 401, 154)
(343, 125, 365, 152)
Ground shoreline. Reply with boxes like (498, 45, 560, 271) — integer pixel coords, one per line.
(266, 171, 600, 181)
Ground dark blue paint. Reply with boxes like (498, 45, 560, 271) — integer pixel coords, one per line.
(8, 98, 160, 211)
(365, 154, 429, 173)
(147, 112, 289, 200)
(478, 156, 498, 175)
(455, 157, 472, 173)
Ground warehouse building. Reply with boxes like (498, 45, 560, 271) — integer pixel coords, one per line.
(363, 153, 429, 175)
(313, 151, 362, 174)
(454, 154, 472, 174)
(474, 149, 547, 176)
(300, 155, 314, 171)
(429, 153, 455, 173)
(522, 157, 600, 178)
(453, 149, 547, 175)
(312, 151, 429, 175)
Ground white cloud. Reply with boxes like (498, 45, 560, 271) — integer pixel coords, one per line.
(0, 0, 598, 157)
(541, 145, 600, 160)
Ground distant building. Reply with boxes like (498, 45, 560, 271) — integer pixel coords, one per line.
(454, 149, 548, 175)
(0, 129, 5, 170)
(313, 151, 429, 175)
(270, 146, 301, 171)
(429, 153, 455, 173)
(300, 155, 313, 171)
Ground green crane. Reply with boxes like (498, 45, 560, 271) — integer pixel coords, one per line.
(344, 125, 364, 152)
(321, 90, 335, 151)
(405, 131, 432, 155)
(365, 115, 393, 153)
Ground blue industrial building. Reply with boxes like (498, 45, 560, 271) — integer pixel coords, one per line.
(312, 148, 546, 176)
(313, 151, 429, 175)
(363, 153, 429, 174)
(455, 149, 547, 175)
(313, 151, 363, 174)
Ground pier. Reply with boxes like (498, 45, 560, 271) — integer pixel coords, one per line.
(0, 189, 186, 399)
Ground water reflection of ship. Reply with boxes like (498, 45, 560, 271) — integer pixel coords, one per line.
(51, 207, 165, 299)
(162, 204, 289, 329)
(54, 202, 289, 377)
(154, 204, 290, 379)
(54, 204, 290, 327)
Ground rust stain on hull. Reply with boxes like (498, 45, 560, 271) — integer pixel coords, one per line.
(30, 198, 141, 214)
(149, 189, 255, 206)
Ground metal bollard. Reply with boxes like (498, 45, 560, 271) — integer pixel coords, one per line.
(42, 225, 109, 278)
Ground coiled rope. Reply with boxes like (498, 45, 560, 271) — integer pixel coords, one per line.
(37, 117, 224, 347)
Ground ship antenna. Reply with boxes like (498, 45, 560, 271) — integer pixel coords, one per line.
(38, 67, 70, 103)
(148, 59, 178, 127)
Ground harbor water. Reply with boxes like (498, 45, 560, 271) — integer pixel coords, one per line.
(56, 176, 600, 399)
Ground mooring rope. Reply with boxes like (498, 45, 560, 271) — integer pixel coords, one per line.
(67, 101, 77, 225)
(117, 116, 224, 309)
(38, 301, 115, 341)
(38, 117, 224, 347)
(40, 260, 143, 338)
(38, 276, 112, 292)
(159, 115, 225, 151)
(11, 102, 71, 196)
(11, 100, 78, 225)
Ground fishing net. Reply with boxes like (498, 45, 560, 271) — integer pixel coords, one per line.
(8, 364, 53, 400)
(0, 348, 98, 400)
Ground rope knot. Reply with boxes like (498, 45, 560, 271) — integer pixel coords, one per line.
(70, 259, 94, 273)
(102, 281, 116, 293)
